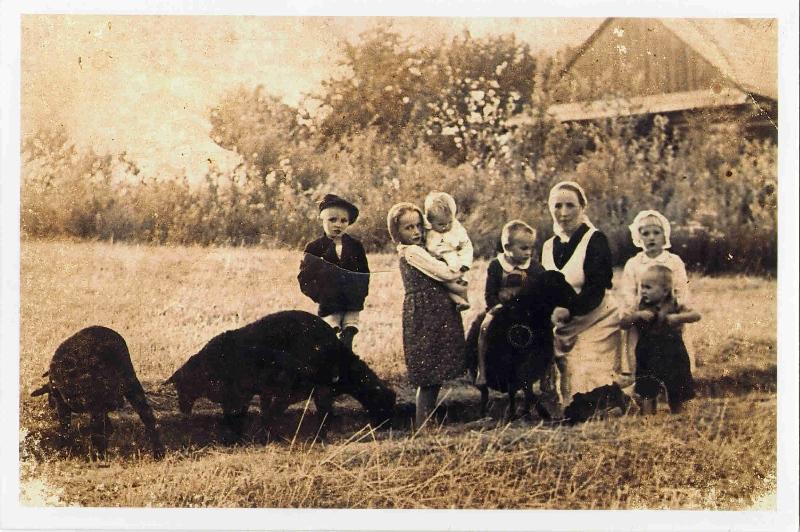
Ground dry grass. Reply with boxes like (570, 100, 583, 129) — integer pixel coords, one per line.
(18, 240, 777, 509)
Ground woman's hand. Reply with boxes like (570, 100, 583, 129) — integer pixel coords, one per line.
(551, 306, 571, 326)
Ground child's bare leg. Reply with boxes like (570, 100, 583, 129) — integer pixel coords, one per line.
(445, 279, 470, 310)
(415, 384, 441, 430)
(555, 354, 572, 406)
(321, 313, 344, 335)
(475, 306, 500, 386)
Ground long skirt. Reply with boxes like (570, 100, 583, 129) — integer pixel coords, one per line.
(545, 293, 625, 405)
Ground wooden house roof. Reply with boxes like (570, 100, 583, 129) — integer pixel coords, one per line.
(545, 87, 750, 123)
(552, 18, 777, 108)
(657, 19, 777, 100)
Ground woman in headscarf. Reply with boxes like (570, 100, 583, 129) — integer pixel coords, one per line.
(540, 181, 629, 419)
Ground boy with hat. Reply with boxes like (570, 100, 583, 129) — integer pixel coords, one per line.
(298, 194, 370, 349)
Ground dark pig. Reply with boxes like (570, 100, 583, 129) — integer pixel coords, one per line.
(30, 326, 164, 458)
(165, 310, 395, 440)
(466, 271, 577, 421)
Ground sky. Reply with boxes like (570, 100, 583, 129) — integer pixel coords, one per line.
(21, 16, 602, 179)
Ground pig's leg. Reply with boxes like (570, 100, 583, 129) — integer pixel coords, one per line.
(124, 380, 164, 459)
(88, 411, 113, 459)
(221, 395, 250, 444)
(313, 386, 334, 439)
(505, 388, 517, 422)
(51, 391, 72, 449)
(478, 385, 489, 419)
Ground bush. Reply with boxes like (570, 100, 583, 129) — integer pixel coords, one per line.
(20, 30, 778, 275)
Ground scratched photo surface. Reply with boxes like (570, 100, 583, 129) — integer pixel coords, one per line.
(18, 15, 777, 509)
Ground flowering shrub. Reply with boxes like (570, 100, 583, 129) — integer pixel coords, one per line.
(20, 30, 777, 275)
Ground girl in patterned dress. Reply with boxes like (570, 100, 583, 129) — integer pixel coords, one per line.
(387, 202, 466, 429)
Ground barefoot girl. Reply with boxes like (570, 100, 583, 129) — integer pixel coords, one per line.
(387, 202, 466, 429)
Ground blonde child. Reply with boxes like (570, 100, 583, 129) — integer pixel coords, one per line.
(619, 264, 700, 414)
(465, 220, 544, 386)
(619, 210, 694, 378)
(386, 202, 466, 429)
(423, 191, 473, 311)
(298, 194, 370, 350)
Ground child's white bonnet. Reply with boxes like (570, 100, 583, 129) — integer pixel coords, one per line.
(629, 209, 672, 249)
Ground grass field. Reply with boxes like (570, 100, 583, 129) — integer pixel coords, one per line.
(18, 240, 777, 509)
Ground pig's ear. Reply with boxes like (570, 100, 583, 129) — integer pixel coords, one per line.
(31, 384, 50, 397)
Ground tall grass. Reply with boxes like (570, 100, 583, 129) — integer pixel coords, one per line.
(19, 241, 776, 508)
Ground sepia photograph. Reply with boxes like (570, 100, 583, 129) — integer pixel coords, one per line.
(1, 1, 798, 530)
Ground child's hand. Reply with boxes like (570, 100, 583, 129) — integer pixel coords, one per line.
(664, 314, 683, 328)
(498, 288, 517, 303)
(637, 310, 656, 322)
(551, 306, 570, 326)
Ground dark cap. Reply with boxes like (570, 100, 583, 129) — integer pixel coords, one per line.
(319, 194, 359, 224)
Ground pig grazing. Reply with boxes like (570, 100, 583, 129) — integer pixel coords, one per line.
(30, 326, 164, 459)
(166, 310, 396, 440)
(466, 270, 577, 421)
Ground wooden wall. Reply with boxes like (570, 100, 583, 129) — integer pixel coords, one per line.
(554, 19, 730, 104)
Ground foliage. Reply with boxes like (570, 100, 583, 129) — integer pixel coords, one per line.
(313, 26, 441, 146)
(19, 28, 778, 274)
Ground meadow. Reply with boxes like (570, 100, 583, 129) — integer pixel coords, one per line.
(18, 240, 777, 509)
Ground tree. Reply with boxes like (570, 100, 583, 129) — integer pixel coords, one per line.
(424, 32, 537, 166)
(313, 26, 442, 146)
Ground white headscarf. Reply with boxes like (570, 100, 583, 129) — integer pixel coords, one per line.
(423, 191, 457, 229)
(628, 209, 672, 249)
(547, 181, 594, 242)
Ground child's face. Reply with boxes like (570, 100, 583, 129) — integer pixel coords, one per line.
(551, 188, 584, 235)
(640, 271, 671, 305)
(504, 231, 535, 265)
(426, 210, 452, 233)
(639, 223, 666, 257)
(397, 210, 423, 245)
(320, 207, 350, 239)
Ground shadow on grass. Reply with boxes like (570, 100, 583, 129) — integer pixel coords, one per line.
(694, 364, 776, 397)
(21, 363, 775, 460)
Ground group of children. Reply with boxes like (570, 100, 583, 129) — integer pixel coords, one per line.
(297, 191, 701, 417)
